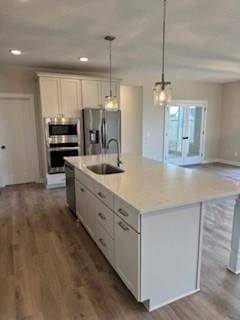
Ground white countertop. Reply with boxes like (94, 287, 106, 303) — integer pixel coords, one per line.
(65, 154, 240, 214)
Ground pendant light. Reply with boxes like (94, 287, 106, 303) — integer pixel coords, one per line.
(153, 0, 172, 106)
(104, 35, 118, 111)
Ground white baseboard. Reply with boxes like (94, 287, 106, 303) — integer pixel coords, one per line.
(218, 159, 240, 167)
(202, 158, 240, 167)
(143, 288, 200, 312)
(202, 158, 220, 164)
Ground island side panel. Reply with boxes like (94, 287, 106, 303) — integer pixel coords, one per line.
(141, 203, 202, 311)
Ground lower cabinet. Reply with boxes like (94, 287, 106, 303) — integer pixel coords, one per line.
(96, 223, 114, 266)
(75, 175, 140, 301)
(75, 180, 96, 239)
(114, 215, 140, 300)
(75, 180, 85, 222)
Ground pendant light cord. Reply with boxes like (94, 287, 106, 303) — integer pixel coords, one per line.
(109, 39, 112, 97)
(161, 0, 167, 88)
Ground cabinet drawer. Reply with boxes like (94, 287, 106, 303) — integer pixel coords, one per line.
(114, 197, 140, 233)
(95, 184, 114, 209)
(75, 169, 96, 192)
(96, 199, 114, 238)
(96, 223, 114, 267)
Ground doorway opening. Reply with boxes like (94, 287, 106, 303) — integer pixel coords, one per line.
(164, 101, 207, 166)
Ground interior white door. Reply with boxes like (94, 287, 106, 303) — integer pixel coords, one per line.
(165, 103, 206, 166)
(0, 97, 38, 187)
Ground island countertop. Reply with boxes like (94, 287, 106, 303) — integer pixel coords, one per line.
(65, 154, 240, 214)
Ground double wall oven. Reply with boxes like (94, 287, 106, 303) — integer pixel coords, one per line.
(45, 117, 81, 173)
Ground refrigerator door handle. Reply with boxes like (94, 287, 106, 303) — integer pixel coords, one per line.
(101, 117, 107, 149)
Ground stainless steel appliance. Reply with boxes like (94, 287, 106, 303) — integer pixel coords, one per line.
(82, 108, 121, 155)
(45, 117, 81, 173)
(65, 162, 76, 215)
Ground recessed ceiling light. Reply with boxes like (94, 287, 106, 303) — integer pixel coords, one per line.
(10, 49, 22, 55)
(79, 57, 88, 62)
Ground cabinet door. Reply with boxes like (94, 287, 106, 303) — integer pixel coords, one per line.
(39, 77, 61, 117)
(60, 79, 81, 117)
(101, 81, 120, 106)
(75, 180, 86, 223)
(114, 216, 140, 299)
(84, 188, 96, 240)
(82, 80, 102, 108)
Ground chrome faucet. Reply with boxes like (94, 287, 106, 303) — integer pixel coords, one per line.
(106, 138, 122, 167)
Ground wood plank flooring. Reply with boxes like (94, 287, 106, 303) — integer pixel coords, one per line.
(1, 163, 240, 319)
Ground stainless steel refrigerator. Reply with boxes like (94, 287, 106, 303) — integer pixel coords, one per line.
(82, 108, 121, 155)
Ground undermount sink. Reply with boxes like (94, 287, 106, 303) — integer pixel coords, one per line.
(87, 163, 124, 175)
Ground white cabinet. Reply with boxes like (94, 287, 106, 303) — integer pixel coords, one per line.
(38, 74, 120, 117)
(114, 216, 140, 299)
(39, 77, 81, 117)
(75, 180, 96, 239)
(81, 80, 102, 108)
(82, 80, 120, 109)
(60, 79, 81, 117)
(39, 77, 61, 117)
(75, 169, 140, 300)
(75, 180, 85, 223)
(84, 187, 96, 239)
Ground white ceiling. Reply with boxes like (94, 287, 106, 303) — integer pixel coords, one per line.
(1, 0, 240, 82)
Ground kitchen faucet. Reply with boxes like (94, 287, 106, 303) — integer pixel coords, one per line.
(106, 138, 122, 167)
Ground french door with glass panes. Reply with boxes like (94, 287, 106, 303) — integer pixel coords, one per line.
(164, 102, 207, 165)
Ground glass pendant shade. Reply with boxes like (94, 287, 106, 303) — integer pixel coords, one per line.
(153, 83, 172, 106)
(105, 95, 118, 111)
(153, 0, 172, 107)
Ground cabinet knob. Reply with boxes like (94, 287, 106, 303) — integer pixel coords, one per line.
(80, 188, 85, 192)
(1, 146, 6, 150)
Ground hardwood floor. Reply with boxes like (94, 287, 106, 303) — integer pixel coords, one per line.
(1, 164, 240, 320)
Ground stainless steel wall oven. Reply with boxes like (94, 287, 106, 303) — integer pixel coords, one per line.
(45, 117, 81, 173)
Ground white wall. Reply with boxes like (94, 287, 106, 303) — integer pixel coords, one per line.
(120, 85, 143, 155)
(119, 72, 223, 162)
(220, 81, 240, 163)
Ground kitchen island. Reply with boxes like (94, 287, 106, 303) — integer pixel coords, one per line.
(65, 154, 240, 311)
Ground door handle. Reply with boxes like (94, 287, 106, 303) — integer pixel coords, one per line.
(1, 146, 6, 149)
(182, 137, 189, 140)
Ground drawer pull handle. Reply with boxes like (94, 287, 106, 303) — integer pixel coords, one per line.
(99, 238, 107, 247)
(97, 192, 106, 199)
(80, 188, 85, 192)
(118, 208, 129, 217)
(118, 221, 129, 231)
(98, 212, 106, 220)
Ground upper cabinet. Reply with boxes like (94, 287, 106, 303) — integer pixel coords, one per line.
(82, 80, 120, 109)
(39, 77, 61, 117)
(81, 80, 102, 108)
(37, 73, 121, 118)
(60, 79, 81, 117)
(38, 76, 82, 118)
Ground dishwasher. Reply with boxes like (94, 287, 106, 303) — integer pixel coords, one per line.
(65, 162, 76, 216)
